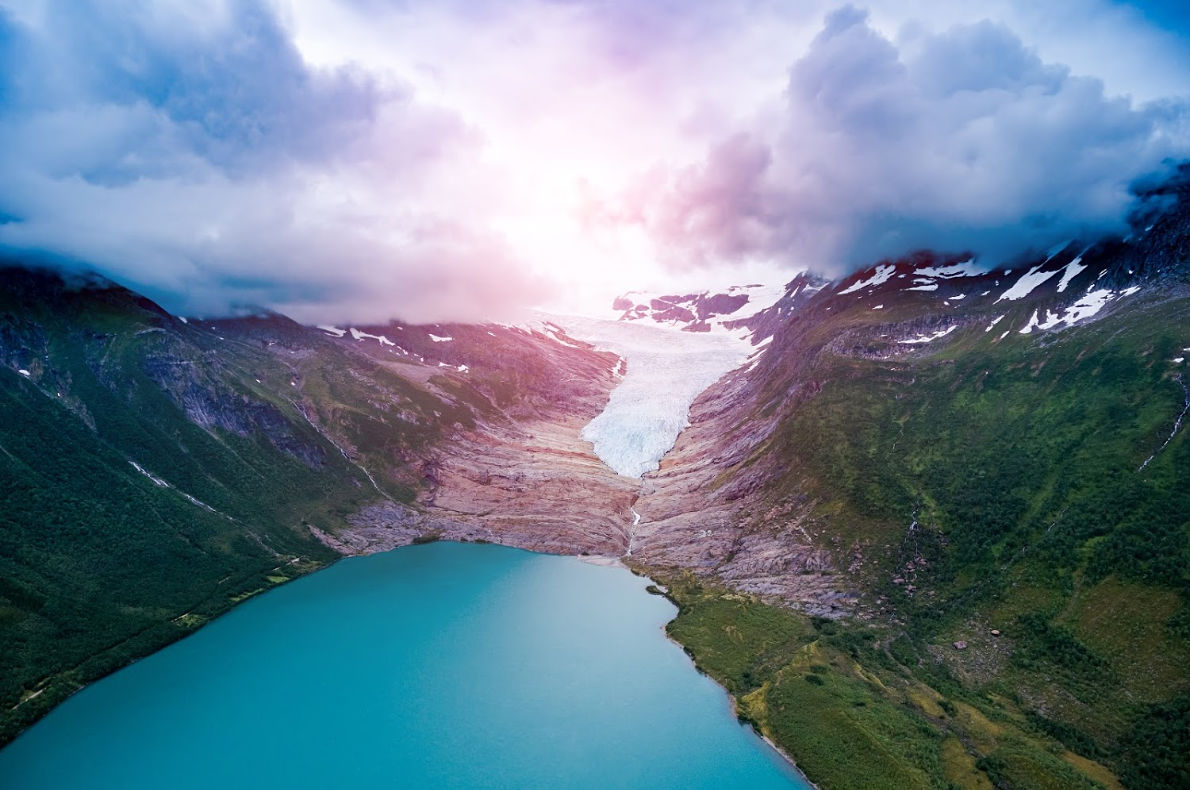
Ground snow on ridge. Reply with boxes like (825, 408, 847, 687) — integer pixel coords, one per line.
(317, 325, 346, 337)
(906, 283, 939, 292)
(725, 282, 792, 321)
(428, 333, 453, 342)
(839, 264, 895, 295)
(916, 258, 983, 279)
(1055, 256, 1086, 293)
(995, 265, 1061, 303)
(900, 325, 957, 344)
(610, 280, 790, 331)
(349, 327, 395, 346)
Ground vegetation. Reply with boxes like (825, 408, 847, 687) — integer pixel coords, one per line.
(660, 287, 1190, 788)
(660, 576, 1115, 790)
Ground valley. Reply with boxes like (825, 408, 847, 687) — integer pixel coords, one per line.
(2, 170, 1189, 788)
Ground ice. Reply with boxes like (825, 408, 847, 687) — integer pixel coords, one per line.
(839, 264, 895, 295)
(555, 314, 755, 478)
(996, 265, 1061, 302)
(428, 333, 453, 342)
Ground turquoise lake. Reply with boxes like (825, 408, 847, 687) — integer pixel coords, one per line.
(0, 542, 808, 789)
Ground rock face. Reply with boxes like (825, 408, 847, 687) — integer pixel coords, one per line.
(320, 296, 854, 616)
(630, 364, 852, 616)
(320, 322, 642, 556)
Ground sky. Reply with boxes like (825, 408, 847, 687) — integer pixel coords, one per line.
(0, 0, 1187, 323)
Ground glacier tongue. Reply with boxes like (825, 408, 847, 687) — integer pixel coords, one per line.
(555, 315, 757, 478)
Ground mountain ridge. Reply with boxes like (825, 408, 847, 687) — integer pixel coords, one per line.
(1, 169, 1188, 787)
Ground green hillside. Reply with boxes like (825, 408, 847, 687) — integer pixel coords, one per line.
(661, 275, 1189, 789)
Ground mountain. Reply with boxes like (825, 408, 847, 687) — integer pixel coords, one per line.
(0, 269, 620, 742)
(609, 281, 799, 333)
(2, 167, 1189, 787)
(636, 176, 1190, 789)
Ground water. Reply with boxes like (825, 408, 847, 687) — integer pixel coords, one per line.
(0, 542, 807, 789)
(556, 315, 756, 478)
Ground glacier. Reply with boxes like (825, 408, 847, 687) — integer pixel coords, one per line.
(556, 315, 760, 479)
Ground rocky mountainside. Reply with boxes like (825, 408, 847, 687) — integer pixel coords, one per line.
(0, 270, 627, 743)
(636, 173, 1190, 789)
(2, 167, 1189, 787)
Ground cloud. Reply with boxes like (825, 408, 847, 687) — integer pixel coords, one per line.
(603, 6, 1190, 274)
(0, 0, 1188, 317)
(0, 0, 550, 322)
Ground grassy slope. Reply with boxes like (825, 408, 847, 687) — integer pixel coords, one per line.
(0, 267, 618, 747)
(659, 291, 1189, 789)
(0, 272, 416, 744)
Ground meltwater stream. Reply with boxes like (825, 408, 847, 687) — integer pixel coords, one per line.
(0, 543, 807, 789)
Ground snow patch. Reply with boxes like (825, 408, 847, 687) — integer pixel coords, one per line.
(900, 326, 957, 344)
(996, 265, 1061, 302)
(317, 325, 346, 337)
(906, 283, 939, 292)
(986, 315, 1005, 332)
(916, 259, 983, 278)
(348, 328, 394, 345)
(839, 264, 895, 295)
(1019, 289, 1114, 334)
(17, 369, 30, 377)
(1055, 257, 1086, 293)
(872, 304, 884, 310)
(428, 333, 453, 342)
